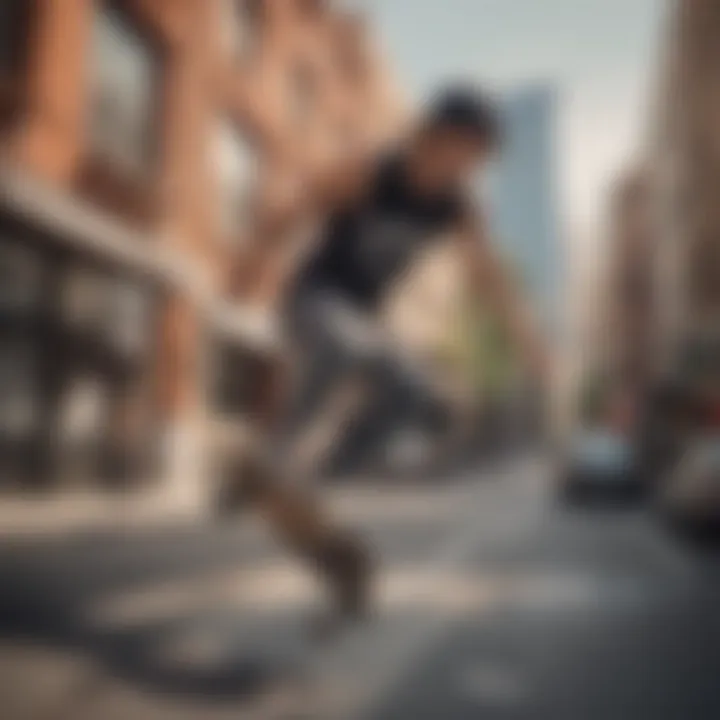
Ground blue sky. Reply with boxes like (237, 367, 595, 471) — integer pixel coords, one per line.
(356, 0, 667, 232)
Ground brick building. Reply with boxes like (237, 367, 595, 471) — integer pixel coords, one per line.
(580, 0, 720, 424)
(0, 0, 404, 499)
(651, 0, 720, 367)
(597, 168, 657, 396)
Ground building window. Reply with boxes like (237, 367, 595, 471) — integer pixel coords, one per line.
(0, 236, 46, 484)
(221, 0, 264, 62)
(62, 269, 154, 364)
(0, 241, 43, 314)
(0, 241, 43, 442)
(212, 119, 257, 244)
(88, 1, 161, 181)
(58, 267, 159, 484)
(0, 336, 37, 424)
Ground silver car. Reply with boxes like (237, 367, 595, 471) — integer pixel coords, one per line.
(558, 427, 640, 504)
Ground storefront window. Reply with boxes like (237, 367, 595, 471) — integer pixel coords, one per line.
(59, 266, 158, 483)
(0, 227, 159, 486)
(0, 240, 43, 313)
(0, 237, 45, 484)
(0, 240, 44, 441)
(0, 337, 38, 440)
(62, 269, 154, 362)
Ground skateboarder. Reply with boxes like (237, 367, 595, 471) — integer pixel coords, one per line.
(230, 86, 547, 626)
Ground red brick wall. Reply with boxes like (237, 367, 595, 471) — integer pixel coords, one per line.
(3, 0, 404, 425)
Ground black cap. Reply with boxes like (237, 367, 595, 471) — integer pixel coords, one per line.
(424, 85, 502, 148)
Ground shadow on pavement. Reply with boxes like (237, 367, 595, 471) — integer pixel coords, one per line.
(0, 527, 294, 707)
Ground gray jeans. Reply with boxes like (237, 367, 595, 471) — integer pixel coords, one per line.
(271, 289, 444, 475)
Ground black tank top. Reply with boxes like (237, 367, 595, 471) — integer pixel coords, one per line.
(293, 153, 465, 310)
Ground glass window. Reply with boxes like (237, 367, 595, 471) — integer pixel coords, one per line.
(58, 377, 107, 449)
(212, 119, 257, 243)
(0, 240, 44, 313)
(62, 269, 106, 331)
(62, 268, 153, 360)
(0, 237, 46, 482)
(0, 337, 38, 438)
(104, 279, 154, 358)
(88, 1, 160, 179)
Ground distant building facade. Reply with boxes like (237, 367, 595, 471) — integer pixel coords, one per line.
(0, 0, 403, 499)
(652, 0, 720, 367)
(488, 84, 562, 338)
(597, 168, 657, 397)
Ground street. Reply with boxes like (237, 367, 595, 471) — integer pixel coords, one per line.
(3, 2, 720, 719)
(1, 455, 719, 719)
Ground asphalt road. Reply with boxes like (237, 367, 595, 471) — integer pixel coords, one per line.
(1, 454, 719, 719)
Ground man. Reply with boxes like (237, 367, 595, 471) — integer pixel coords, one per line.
(231, 86, 546, 627)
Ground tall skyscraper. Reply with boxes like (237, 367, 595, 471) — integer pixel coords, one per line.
(488, 84, 562, 338)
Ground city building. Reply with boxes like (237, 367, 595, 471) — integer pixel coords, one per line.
(0, 0, 403, 503)
(488, 84, 562, 338)
(573, 0, 720, 422)
(651, 0, 720, 369)
(594, 168, 657, 401)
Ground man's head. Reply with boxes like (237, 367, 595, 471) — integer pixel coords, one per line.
(410, 85, 502, 192)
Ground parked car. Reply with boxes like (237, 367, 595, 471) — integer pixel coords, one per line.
(637, 335, 720, 539)
(657, 435, 720, 538)
(634, 380, 694, 491)
(557, 426, 642, 504)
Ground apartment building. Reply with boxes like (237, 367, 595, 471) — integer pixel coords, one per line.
(0, 0, 404, 497)
(599, 169, 657, 396)
(652, 0, 720, 367)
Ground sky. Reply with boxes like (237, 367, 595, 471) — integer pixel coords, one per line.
(355, 0, 667, 236)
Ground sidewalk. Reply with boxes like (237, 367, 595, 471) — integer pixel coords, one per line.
(0, 485, 208, 540)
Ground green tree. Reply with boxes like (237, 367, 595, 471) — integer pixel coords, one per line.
(433, 290, 520, 401)
(438, 251, 527, 399)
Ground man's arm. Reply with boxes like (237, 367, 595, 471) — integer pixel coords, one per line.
(454, 208, 547, 379)
(229, 156, 374, 297)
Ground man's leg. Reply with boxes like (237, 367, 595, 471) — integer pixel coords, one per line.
(313, 309, 451, 476)
(225, 292, 376, 621)
(239, 450, 372, 619)
(266, 344, 347, 481)
(228, 292, 448, 619)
